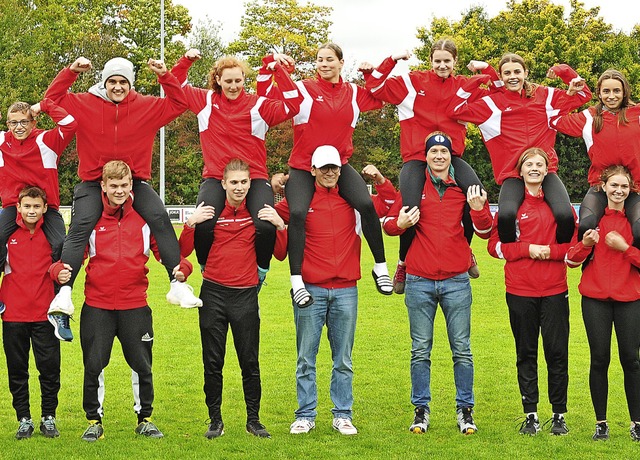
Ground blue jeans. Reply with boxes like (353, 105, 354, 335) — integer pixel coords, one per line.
(293, 284, 358, 421)
(404, 273, 474, 411)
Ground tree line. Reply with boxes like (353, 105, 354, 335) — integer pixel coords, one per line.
(1, 0, 639, 205)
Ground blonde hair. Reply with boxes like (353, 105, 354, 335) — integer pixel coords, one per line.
(102, 160, 132, 182)
(516, 147, 550, 173)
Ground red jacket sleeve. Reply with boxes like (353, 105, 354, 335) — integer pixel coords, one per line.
(178, 224, 195, 258)
(446, 75, 495, 124)
(44, 67, 80, 106)
(372, 179, 398, 218)
(38, 98, 78, 156)
(550, 109, 589, 137)
(363, 56, 408, 105)
(470, 203, 493, 239)
(273, 200, 290, 261)
(382, 199, 405, 236)
(257, 63, 302, 125)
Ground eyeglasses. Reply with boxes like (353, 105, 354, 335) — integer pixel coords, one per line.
(318, 165, 341, 174)
(7, 120, 33, 128)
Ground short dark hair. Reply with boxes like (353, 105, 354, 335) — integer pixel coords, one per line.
(18, 185, 47, 205)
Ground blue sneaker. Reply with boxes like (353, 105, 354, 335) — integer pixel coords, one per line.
(48, 313, 73, 342)
(257, 267, 269, 293)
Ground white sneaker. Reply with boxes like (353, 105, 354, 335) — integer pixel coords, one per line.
(48, 289, 75, 315)
(332, 417, 358, 435)
(166, 280, 203, 308)
(290, 419, 315, 434)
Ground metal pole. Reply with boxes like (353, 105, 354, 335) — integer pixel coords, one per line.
(159, 0, 166, 203)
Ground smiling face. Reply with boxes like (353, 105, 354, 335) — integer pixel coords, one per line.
(519, 153, 548, 186)
(315, 48, 343, 83)
(222, 169, 251, 207)
(431, 49, 456, 79)
(6, 111, 36, 140)
(105, 76, 131, 103)
(17, 195, 47, 229)
(603, 173, 630, 209)
(500, 61, 528, 93)
(598, 78, 624, 111)
(426, 145, 451, 176)
(311, 164, 341, 188)
(216, 66, 245, 100)
(101, 176, 132, 207)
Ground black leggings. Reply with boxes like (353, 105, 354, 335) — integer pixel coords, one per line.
(286, 164, 385, 276)
(61, 180, 180, 286)
(398, 157, 483, 261)
(193, 178, 275, 269)
(498, 174, 574, 243)
(0, 206, 65, 264)
(582, 296, 640, 421)
(579, 187, 640, 246)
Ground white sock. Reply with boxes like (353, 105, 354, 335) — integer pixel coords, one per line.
(59, 285, 72, 296)
(373, 263, 389, 277)
(291, 275, 305, 292)
(397, 260, 405, 266)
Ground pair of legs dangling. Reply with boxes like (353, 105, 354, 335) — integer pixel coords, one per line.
(286, 163, 391, 307)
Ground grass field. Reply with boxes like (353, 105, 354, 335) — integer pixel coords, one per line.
(0, 229, 637, 459)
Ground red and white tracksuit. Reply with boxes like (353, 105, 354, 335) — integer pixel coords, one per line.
(372, 178, 399, 218)
(171, 56, 301, 180)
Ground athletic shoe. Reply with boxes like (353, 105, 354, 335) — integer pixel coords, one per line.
(135, 418, 164, 438)
(468, 252, 480, 279)
(291, 288, 314, 308)
(204, 420, 224, 439)
(372, 269, 393, 295)
(81, 420, 104, 442)
(547, 413, 569, 436)
(246, 420, 271, 438)
(15, 417, 34, 440)
(519, 414, 541, 435)
(593, 421, 609, 441)
(631, 422, 640, 441)
(257, 267, 268, 293)
(0, 301, 5, 315)
(393, 263, 406, 294)
(48, 313, 73, 342)
(456, 407, 477, 435)
(40, 415, 60, 438)
(166, 280, 202, 308)
(49, 289, 74, 315)
(332, 417, 358, 435)
(409, 406, 429, 434)
(290, 419, 315, 434)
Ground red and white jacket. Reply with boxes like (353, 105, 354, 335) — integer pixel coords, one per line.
(372, 178, 399, 218)
(179, 199, 258, 288)
(566, 207, 640, 302)
(363, 57, 499, 160)
(274, 183, 362, 288)
(552, 105, 640, 185)
(50, 194, 192, 310)
(44, 68, 187, 181)
(258, 62, 383, 171)
(487, 189, 576, 297)
(0, 99, 76, 209)
(383, 169, 493, 280)
(447, 65, 591, 184)
(0, 215, 53, 322)
(171, 56, 301, 180)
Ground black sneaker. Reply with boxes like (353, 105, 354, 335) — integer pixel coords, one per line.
(16, 417, 34, 440)
(631, 422, 640, 442)
(593, 421, 609, 441)
(547, 413, 569, 436)
(48, 313, 73, 342)
(519, 414, 540, 435)
(40, 415, 60, 438)
(204, 420, 224, 439)
(456, 407, 477, 435)
(246, 420, 271, 438)
(81, 420, 104, 442)
(135, 418, 164, 438)
(409, 406, 429, 434)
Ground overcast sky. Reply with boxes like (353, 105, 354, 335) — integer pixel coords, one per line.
(174, 0, 638, 74)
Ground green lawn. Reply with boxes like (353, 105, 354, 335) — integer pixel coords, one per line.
(0, 230, 637, 459)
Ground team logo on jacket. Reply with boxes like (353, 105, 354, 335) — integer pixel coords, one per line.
(418, 90, 426, 96)
(98, 226, 107, 232)
(315, 95, 324, 102)
(520, 213, 529, 220)
(213, 103, 220, 109)
(9, 238, 17, 245)
(141, 332, 153, 342)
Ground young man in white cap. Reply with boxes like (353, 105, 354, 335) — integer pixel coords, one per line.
(272, 145, 363, 436)
(44, 56, 200, 320)
(383, 131, 493, 436)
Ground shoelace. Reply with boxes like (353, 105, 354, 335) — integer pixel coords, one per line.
(42, 417, 56, 430)
(18, 420, 33, 433)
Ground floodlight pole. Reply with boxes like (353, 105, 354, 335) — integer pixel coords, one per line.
(159, 0, 166, 203)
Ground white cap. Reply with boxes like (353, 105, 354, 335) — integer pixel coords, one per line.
(311, 145, 341, 169)
(101, 57, 135, 87)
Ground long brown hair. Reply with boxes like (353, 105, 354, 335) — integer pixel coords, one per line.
(498, 53, 538, 98)
(593, 69, 635, 133)
(430, 39, 458, 61)
(599, 164, 637, 193)
(207, 56, 249, 92)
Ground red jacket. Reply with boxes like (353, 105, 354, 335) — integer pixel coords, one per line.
(447, 65, 591, 184)
(0, 98, 77, 209)
(179, 200, 258, 288)
(171, 56, 301, 180)
(363, 57, 499, 160)
(372, 178, 399, 218)
(383, 169, 493, 280)
(274, 183, 362, 288)
(552, 105, 640, 185)
(567, 207, 640, 302)
(258, 70, 383, 171)
(44, 67, 187, 181)
(487, 189, 576, 297)
(0, 215, 53, 322)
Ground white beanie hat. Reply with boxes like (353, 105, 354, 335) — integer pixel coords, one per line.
(101, 57, 135, 87)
